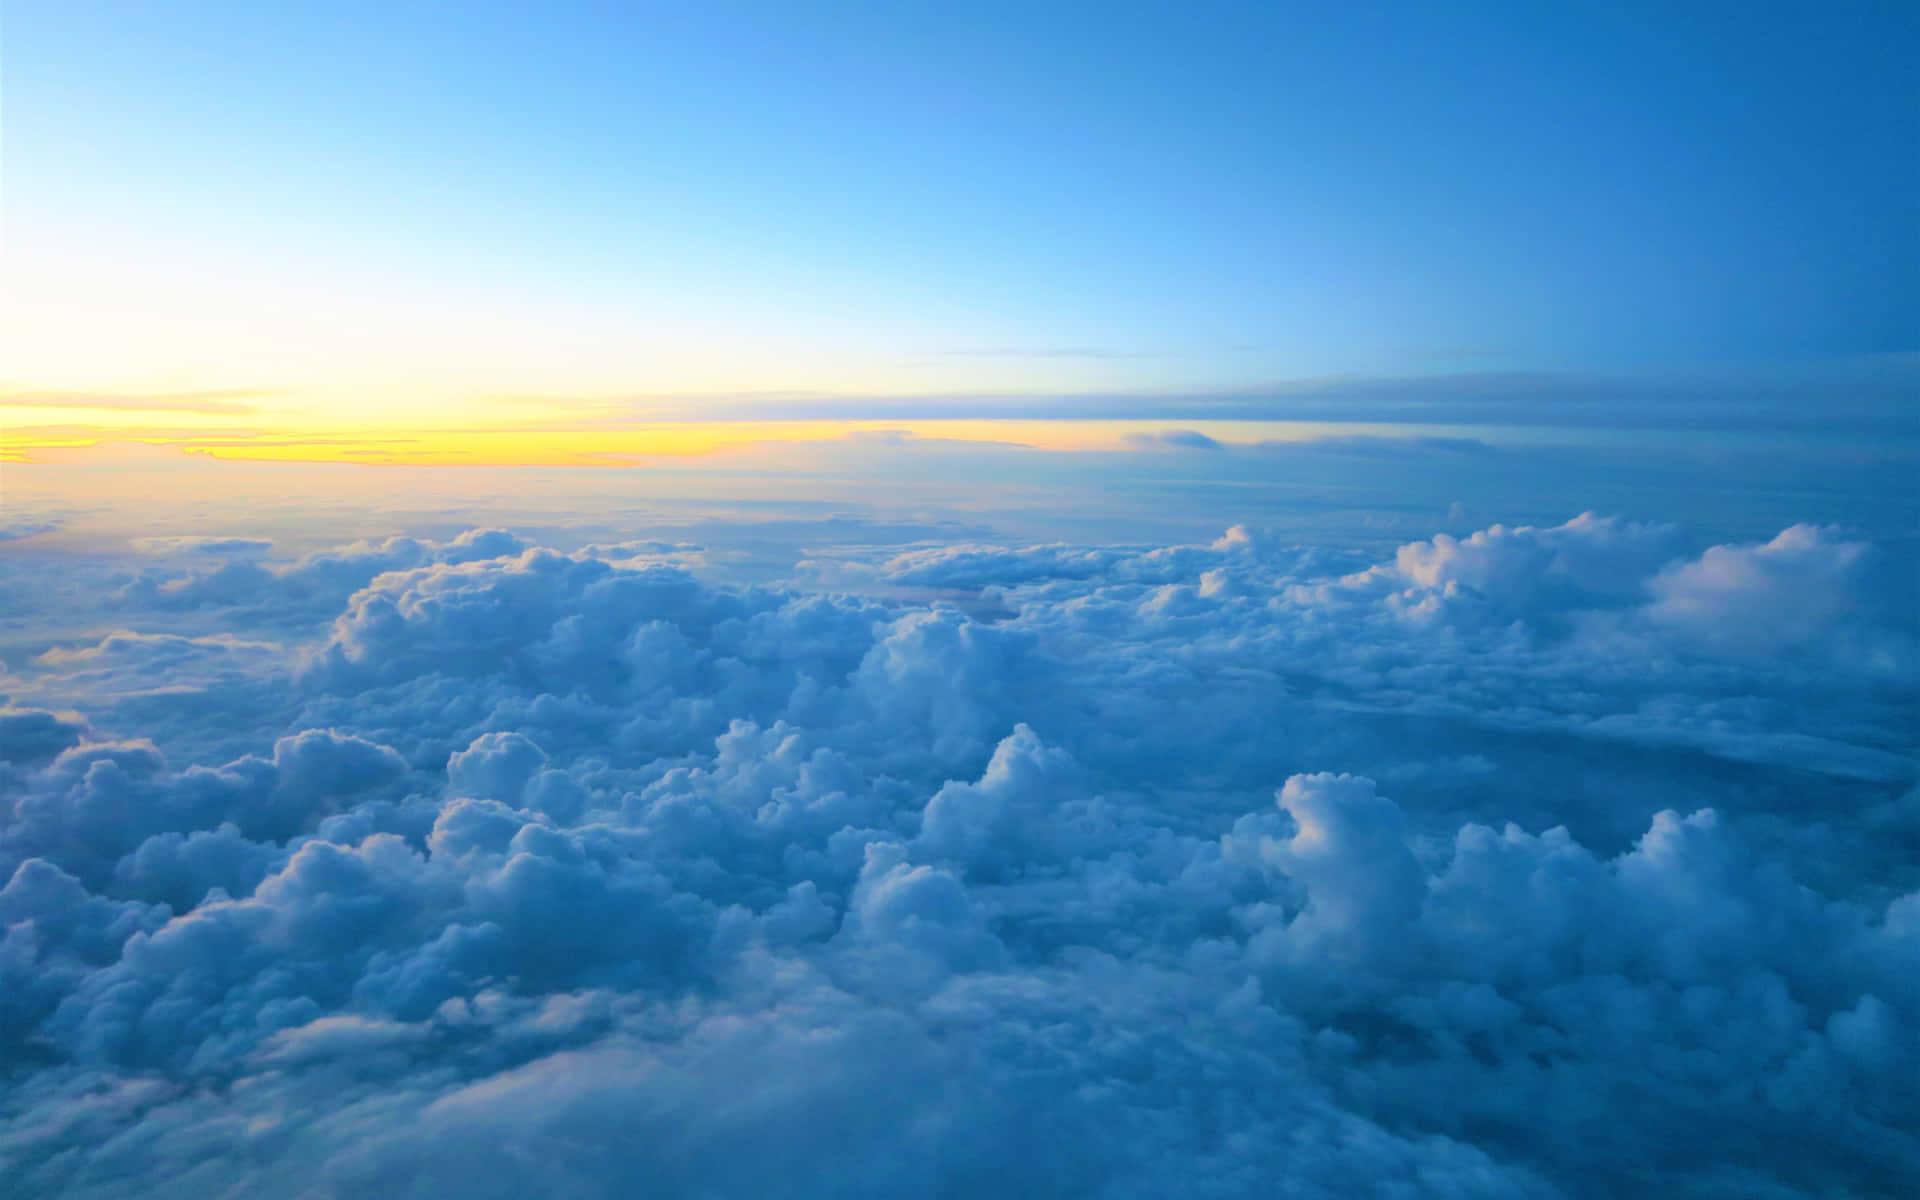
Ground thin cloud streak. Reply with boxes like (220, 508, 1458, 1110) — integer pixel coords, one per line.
(0, 390, 277, 415)
(467, 359, 1920, 434)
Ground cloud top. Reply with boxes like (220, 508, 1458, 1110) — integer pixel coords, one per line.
(2, 512, 1914, 1197)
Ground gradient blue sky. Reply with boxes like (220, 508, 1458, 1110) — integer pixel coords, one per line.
(3, 1, 1914, 422)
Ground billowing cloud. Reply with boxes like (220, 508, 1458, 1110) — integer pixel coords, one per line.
(115, 529, 532, 621)
(2, 511, 1914, 1197)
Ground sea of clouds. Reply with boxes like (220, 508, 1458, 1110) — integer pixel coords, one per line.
(2, 501, 1916, 1197)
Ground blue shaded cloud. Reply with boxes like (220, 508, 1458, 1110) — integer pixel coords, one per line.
(1, 511, 1914, 1197)
(1124, 429, 1225, 451)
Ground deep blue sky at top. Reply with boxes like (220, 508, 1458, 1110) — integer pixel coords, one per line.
(5, 0, 1914, 404)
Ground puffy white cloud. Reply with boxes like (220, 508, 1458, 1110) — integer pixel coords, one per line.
(1643, 524, 1916, 666)
(1382, 512, 1682, 626)
(2, 513, 1914, 1197)
(113, 530, 532, 623)
(915, 722, 1088, 877)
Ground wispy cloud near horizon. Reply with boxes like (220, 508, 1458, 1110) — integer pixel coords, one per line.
(459, 357, 1920, 431)
(0, 389, 277, 415)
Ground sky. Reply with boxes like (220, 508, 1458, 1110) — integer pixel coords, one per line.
(2, 6, 1919, 1198)
(2, 0, 1915, 461)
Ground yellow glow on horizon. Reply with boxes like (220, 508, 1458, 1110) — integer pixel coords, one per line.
(3, 373, 1420, 466)
(1, 415, 1409, 467)
(2, 419, 1130, 466)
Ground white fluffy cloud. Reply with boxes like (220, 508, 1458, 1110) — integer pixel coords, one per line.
(1, 512, 1914, 1197)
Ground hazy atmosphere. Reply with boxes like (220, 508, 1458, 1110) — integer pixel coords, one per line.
(2, 3, 1916, 1197)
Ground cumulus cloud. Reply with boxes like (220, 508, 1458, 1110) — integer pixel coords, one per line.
(114, 529, 532, 622)
(2, 512, 1914, 1197)
(0, 708, 87, 766)
(1642, 524, 1916, 665)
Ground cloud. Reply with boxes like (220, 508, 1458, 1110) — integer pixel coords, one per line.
(0, 390, 274, 415)
(1642, 524, 1915, 662)
(1123, 429, 1226, 451)
(1, 512, 1914, 1196)
(18, 633, 287, 711)
(475, 358, 1920, 433)
(113, 529, 532, 623)
(0, 709, 88, 765)
(0, 522, 59, 544)
(128, 537, 275, 556)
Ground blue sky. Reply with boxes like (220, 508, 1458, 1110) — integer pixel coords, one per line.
(5, 0, 1914, 419)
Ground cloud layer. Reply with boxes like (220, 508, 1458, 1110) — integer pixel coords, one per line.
(2, 513, 1915, 1197)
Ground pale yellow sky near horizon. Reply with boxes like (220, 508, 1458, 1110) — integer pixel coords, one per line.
(0, 404, 1469, 466)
